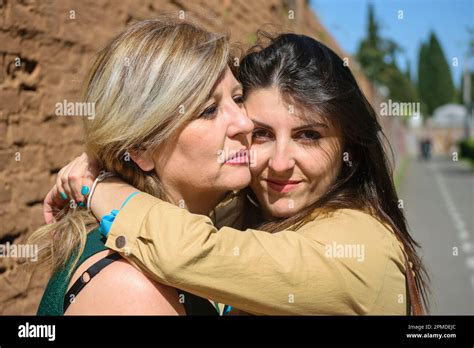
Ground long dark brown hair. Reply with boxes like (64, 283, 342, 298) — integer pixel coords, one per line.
(238, 32, 430, 312)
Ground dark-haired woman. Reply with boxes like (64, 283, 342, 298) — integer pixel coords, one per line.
(45, 33, 429, 315)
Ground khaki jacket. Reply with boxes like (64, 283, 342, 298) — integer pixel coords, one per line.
(105, 192, 408, 315)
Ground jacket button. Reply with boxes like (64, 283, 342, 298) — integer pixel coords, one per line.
(115, 236, 127, 249)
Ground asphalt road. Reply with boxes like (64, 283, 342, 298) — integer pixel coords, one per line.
(399, 156, 474, 314)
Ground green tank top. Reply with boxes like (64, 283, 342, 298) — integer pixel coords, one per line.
(36, 228, 223, 315)
(37, 227, 108, 315)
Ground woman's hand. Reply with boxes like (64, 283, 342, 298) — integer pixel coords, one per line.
(43, 152, 101, 223)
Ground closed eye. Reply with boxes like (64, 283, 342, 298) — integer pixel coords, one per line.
(199, 95, 244, 119)
(233, 95, 244, 104)
(199, 104, 217, 119)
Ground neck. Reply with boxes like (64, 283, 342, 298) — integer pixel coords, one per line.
(162, 184, 227, 216)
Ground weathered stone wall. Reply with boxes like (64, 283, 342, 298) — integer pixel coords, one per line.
(0, 0, 380, 314)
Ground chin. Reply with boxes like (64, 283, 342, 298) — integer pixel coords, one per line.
(263, 201, 296, 218)
(221, 170, 251, 191)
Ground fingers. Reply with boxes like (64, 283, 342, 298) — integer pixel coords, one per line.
(55, 154, 86, 206)
(56, 165, 70, 203)
(80, 172, 96, 207)
(45, 153, 101, 224)
(58, 163, 75, 205)
(69, 158, 89, 205)
(43, 188, 56, 224)
(43, 185, 65, 224)
(69, 153, 99, 207)
(50, 152, 102, 217)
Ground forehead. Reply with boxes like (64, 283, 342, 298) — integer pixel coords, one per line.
(244, 87, 330, 127)
(211, 67, 241, 95)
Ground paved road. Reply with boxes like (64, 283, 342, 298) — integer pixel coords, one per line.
(399, 156, 474, 314)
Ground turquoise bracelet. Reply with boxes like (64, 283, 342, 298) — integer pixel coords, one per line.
(99, 191, 140, 237)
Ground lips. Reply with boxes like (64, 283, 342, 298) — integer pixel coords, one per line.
(225, 149, 249, 165)
(265, 178, 302, 193)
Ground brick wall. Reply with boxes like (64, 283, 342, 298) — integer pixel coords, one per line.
(0, 0, 382, 314)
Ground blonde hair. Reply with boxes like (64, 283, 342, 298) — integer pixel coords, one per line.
(29, 16, 230, 275)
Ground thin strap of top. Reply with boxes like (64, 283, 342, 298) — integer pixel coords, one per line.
(63, 252, 122, 313)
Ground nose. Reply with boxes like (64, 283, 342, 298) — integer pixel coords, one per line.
(269, 141, 296, 173)
(227, 102, 254, 138)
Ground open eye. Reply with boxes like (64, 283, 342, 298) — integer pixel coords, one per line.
(295, 130, 322, 142)
(252, 128, 273, 142)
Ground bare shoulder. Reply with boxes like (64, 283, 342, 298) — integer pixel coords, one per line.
(64, 250, 185, 315)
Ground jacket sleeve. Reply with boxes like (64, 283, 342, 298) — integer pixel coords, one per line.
(104, 192, 392, 315)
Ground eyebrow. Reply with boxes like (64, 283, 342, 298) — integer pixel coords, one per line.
(252, 119, 328, 131)
(209, 83, 243, 101)
(232, 83, 243, 93)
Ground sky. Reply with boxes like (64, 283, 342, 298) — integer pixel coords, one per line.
(310, 0, 474, 88)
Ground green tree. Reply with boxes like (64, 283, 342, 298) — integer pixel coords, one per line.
(405, 59, 411, 81)
(356, 4, 419, 106)
(386, 62, 419, 104)
(417, 32, 455, 115)
(356, 4, 385, 83)
(417, 42, 431, 115)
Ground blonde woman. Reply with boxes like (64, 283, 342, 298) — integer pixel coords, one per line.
(45, 33, 429, 315)
(31, 17, 253, 315)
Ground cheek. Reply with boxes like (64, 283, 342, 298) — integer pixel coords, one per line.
(177, 124, 222, 165)
(304, 145, 342, 188)
(157, 129, 220, 185)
